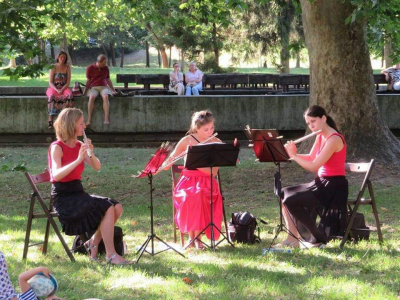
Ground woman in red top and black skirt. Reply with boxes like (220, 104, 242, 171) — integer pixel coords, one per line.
(278, 105, 348, 248)
(48, 108, 130, 264)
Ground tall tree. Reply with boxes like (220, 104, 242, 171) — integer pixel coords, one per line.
(299, 0, 400, 163)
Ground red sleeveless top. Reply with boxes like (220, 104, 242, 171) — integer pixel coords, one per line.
(317, 133, 346, 177)
(48, 140, 85, 182)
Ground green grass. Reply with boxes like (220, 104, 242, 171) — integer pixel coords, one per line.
(0, 147, 399, 299)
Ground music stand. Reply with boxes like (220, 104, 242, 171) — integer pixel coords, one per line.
(135, 143, 185, 263)
(184, 142, 240, 251)
(247, 128, 303, 250)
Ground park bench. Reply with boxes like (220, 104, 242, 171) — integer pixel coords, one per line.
(116, 74, 138, 89)
(136, 74, 170, 90)
(373, 74, 388, 90)
(248, 74, 277, 89)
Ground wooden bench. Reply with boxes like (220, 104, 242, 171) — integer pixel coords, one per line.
(248, 74, 276, 89)
(279, 75, 302, 92)
(116, 74, 138, 89)
(136, 74, 170, 90)
(373, 74, 388, 90)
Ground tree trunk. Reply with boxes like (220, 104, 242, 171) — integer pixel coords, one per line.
(61, 33, 72, 66)
(300, 0, 400, 163)
(180, 49, 185, 72)
(296, 51, 301, 68)
(9, 58, 17, 68)
(145, 24, 169, 68)
(158, 48, 161, 67)
(278, 1, 294, 74)
(110, 42, 116, 67)
(169, 47, 172, 68)
(212, 22, 220, 67)
(145, 41, 150, 68)
(101, 42, 110, 66)
(384, 38, 393, 68)
(381, 47, 384, 68)
(68, 44, 76, 65)
(120, 42, 124, 68)
(50, 42, 55, 60)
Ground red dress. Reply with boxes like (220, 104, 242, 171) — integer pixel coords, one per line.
(173, 169, 223, 240)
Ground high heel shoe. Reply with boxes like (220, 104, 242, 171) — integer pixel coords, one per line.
(84, 240, 99, 261)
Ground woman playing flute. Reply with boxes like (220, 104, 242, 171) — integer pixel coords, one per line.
(278, 105, 348, 248)
(48, 108, 130, 264)
(164, 110, 223, 250)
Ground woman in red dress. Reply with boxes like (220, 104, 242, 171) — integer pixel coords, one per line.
(167, 110, 223, 249)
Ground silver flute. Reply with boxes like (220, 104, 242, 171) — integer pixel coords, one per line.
(83, 130, 93, 158)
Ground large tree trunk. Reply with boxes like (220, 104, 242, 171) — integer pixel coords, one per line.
(384, 38, 393, 68)
(110, 42, 116, 67)
(68, 44, 77, 65)
(296, 51, 301, 68)
(50, 42, 55, 60)
(100, 42, 110, 66)
(300, 0, 400, 164)
(158, 48, 161, 67)
(278, 1, 295, 74)
(169, 47, 172, 68)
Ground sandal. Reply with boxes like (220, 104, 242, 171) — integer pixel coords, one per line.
(273, 240, 299, 248)
(106, 253, 134, 265)
(48, 121, 53, 129)
(195, 239, 205, 250)
(84, 240, 99, 261)
(184, 239, 195, 249)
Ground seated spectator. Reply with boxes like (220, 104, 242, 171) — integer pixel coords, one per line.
(381, 63, 400, 90)
(185, 62, 203, 96)
(46, 51, 74, 129)
(169, 63, 184, 95)
(83, 55, 117, 126)
(0, 250, 61, 299)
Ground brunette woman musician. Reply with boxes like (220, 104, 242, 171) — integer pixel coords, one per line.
(48, 108, 131, 264)
(279, 105, 348, 248)
(162, 110, 223, 249)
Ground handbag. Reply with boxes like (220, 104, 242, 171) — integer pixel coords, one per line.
(72, 82, 86, 96)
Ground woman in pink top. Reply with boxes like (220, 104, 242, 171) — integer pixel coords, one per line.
(278, 105, 348, 248)
(48, 108, 131, 264)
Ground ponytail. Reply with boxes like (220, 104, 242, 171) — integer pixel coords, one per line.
(304, 105, 341, 134)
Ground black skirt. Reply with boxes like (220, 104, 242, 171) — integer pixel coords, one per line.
(51, 180, 119, 236)
(282, 176, 348, 244)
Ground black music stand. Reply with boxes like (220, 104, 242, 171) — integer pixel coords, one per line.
(184, 142, 240, 251)
(248, 128, 303, 250)
(135, 144, 185, 263)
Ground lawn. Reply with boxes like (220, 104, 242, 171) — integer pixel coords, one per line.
(0, 147, 399, 300)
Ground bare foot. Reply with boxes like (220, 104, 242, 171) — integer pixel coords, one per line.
(104, 120, 110, 125)
(195, 239, 205, 250)
(86, 121, 91, 126)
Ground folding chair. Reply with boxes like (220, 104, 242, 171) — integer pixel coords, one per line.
(340, 159, 383, 249)
(23, 170, 75, 262)
(171, 164, 230, 247)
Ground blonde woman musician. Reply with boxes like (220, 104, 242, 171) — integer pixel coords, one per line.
(169, 62, 184, 95)
(162, 110, 223, 249)
(48, 108, 131, 264)
(279, 105, 348, 248)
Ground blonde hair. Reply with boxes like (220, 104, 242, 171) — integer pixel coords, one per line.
(53, 108, 83, 143)
(187, 110, 214, 134)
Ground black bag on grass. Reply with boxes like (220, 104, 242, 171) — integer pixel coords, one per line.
(228, 212, 261, 244)
(349, 212, 370, 242)
(72, 226, 126, 256)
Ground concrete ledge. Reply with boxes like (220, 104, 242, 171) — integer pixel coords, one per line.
(0, 95, 399, 134)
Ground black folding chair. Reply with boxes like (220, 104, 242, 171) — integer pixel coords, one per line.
(23, 170, 75, 262)
(340, 159, 383, 249)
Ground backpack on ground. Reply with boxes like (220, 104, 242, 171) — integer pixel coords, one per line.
(72, 226, 126, 256)
(228, 211, 262, 244)
(349, 212, 370, 242)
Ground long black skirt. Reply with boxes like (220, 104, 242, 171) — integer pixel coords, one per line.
(282, 176, 348, 244)
(51, 180, 119, 236)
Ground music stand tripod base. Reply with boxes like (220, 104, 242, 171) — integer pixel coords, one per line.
(184, 142, 240, 251)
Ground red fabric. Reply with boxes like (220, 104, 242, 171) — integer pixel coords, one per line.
(317, 133, 346, 177)
(46, 87, 73, 98)
(86, 63, 110, 88)
(173, 169, 223, 240)
(48, 140, 84, 182)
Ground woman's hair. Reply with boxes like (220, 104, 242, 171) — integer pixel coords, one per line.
(304, 105, 340, 133)
(56, 51, 68, 64)
(54, 108, 83, 142)
(187, 110, 214, 134)
(173, 62, 180, 68)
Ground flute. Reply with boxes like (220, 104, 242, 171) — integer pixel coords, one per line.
(157, 132, 218, 172)
(83, 130, 93, 158)
(292, 129, 322, 144)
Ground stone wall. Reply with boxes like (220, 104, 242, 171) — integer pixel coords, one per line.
(0, 95, 398, 133)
